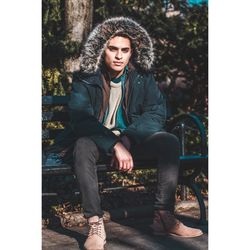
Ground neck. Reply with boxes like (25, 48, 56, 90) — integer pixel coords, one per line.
(104, 63, 128, 79)
(101, 64, 131, 81)
(109, 69, 124, 79)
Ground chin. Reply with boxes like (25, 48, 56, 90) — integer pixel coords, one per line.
(112, 65, 125, 71)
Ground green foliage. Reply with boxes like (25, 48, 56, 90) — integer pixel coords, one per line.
(42, 0, 82, 95)
(42, 0, 82, 67)
(94, 0, 208, 115)
(42, 67, 66, 96)
(42, 0, 65, 67)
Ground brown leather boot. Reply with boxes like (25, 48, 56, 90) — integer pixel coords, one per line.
(151, 210, 203, 238)
(84, 216, 106, 250)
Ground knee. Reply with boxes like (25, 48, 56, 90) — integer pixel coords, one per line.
(153, 132, 180, 153)
(165, 132, 180, 147)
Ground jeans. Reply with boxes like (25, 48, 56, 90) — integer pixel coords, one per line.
(73, 132, 180, 218)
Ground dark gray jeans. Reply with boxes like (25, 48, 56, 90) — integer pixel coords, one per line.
(73, 132, 180, 218)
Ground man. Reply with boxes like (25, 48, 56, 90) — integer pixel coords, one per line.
(52, 17, 203, 250)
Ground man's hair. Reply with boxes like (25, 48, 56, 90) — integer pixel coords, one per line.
(109, 32, 135, 51)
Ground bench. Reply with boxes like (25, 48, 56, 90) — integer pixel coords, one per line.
(42, 95, 208, 224)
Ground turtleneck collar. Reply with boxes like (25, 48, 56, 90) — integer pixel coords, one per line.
(111, 65, 128, 83)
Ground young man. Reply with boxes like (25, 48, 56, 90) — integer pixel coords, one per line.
(52, 17, 203, 249)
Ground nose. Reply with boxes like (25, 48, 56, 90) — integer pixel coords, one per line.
(115, 50, 122, 59)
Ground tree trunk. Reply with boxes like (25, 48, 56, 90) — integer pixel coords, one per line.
(64, 0, 93, 81)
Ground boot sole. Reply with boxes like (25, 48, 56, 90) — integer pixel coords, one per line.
(153, 231, 203, 238)
(84, 240, 106, 250)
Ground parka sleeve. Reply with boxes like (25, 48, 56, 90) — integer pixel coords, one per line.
(122, 74, 167, 144)
(68, 81, 120, 154)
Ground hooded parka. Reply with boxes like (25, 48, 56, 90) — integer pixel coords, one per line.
(49, 17, 167, 157)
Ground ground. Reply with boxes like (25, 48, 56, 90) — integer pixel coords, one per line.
(42, 201, 208, 250)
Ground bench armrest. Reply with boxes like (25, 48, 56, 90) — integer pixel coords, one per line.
(167, 112, 208, 156)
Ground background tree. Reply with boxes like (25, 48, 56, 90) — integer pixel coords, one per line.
(42, 0, 93, 94)
(64, 0, 93, 83)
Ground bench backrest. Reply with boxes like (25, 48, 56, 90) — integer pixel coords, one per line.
(42, 96, 70, 146)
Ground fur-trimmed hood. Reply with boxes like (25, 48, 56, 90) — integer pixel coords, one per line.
(80, 17, 154, 73)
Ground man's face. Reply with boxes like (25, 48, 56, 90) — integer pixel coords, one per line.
(104, 36, 132, 78)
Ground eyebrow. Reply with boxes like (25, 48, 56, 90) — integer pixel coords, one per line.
(107, 45, 130, 50)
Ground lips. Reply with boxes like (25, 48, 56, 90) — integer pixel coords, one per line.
(113, 62, 123, 65)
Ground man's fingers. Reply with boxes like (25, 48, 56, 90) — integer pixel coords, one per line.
(121, 159, 132, 172)
(129, 159, 134, 172)
(118, 159, 124, 171)
(118, 160, 129, 172)
(114, 149, 134, 172)
(123, 161, 130, 172)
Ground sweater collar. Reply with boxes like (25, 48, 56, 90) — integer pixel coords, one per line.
(111, 65, 128, 83)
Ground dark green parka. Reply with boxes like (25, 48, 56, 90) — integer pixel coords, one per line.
(48, 17, 167, 157)
(65, 66, 167, 154)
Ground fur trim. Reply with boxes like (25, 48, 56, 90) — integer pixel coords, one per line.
(80, 17, 154, 73)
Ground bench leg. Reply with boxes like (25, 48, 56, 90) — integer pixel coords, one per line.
(188, 182, 207, 225)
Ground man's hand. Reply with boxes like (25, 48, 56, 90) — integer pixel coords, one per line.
(111, 142, 134, 173)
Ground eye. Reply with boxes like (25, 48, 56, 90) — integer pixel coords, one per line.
(108, 46, 117, 52)
(122, 49, 130, 53)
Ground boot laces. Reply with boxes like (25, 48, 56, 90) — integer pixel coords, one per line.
(88, 219, 104, 238)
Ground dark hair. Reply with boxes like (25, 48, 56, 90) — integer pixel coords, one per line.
(111, 32, 135, 54)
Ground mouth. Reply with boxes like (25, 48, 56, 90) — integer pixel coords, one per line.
(113, 62, 123, 66)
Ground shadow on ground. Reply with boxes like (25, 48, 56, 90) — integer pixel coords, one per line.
(43, 214, 208, 250)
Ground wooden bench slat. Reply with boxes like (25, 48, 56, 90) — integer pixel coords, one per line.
(42, 159, 157, 169)
(42, 111, 69, 122)
(42, 156, 208, 175)
(42, 96, 69, 105)
(42, 129, 64, 139)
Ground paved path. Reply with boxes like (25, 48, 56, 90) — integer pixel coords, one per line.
(43, 215, 208, 250)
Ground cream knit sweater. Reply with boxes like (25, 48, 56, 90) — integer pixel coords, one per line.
(103, 80, 122, 135)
